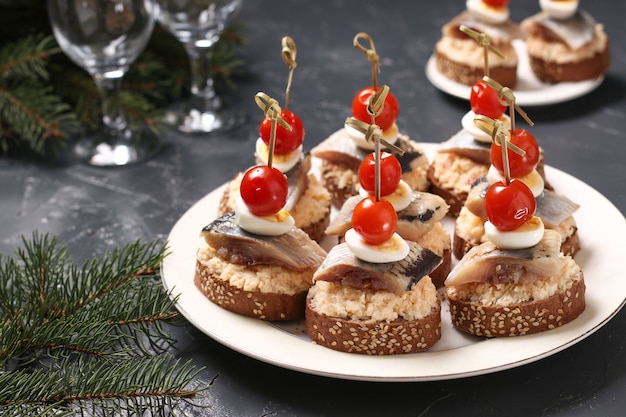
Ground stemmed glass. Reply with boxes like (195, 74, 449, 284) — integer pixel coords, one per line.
(48, 0, 160, 166)
(155, 0, 244, 134)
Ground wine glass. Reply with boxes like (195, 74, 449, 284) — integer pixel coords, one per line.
(155, 0, 245, 134)
(48, 0, 160, 166)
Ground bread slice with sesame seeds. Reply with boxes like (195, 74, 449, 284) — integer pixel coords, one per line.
(520, 9, 610, 84)
(193, 211, 327, 322)
(445, 251, 585, 337)
(305, 277, 441, 355)
(194, 244, 320, 321)
(433, 10, 521, 88)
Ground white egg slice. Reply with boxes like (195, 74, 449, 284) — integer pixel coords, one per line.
(520, 170, 545, 197)
(466, 0, 509, 24)
(359, 180, 412, 212)
(345, 228, 410, 263)
(345, 122, 399, 150)
(485, 216, 545, 249)
(540, 0, 578, 20)
(255, 138, 302, 173)
(461, 110, 511, 143)
(235, 196, 295, 236)
(487, 165, 545, 197)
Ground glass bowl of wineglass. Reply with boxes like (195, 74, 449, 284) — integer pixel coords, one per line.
(48, 0, 160, 166)
(155, 0, 245, 134)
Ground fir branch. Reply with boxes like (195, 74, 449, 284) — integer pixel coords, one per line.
(0, 233, 208, 415)
(0, 356, 205, 416)
(0, 234, 177, 363)
(119, 90, 162, 134)
(0, 35, 77, 155)
(0, 35, 59, 81)
(0, 82, 71, 153)
(13, 234, 165, 314)
(211, 21, 248, 89)
(50, 66, 101, 131)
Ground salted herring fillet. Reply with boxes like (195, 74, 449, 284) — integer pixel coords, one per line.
(437, 129, 491, 165)
(528, 10, 596, 50)
(201, 211, 327, 270)
(445, 229, 563, 287)
(311, 129, 428, 173)
(326, 191, 449, 241)
(284, 153, 312, 212)
(313, 241, 442, 294)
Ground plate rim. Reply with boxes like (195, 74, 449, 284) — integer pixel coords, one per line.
(162, 143, 626, 382)
(425, 40, 605, 106)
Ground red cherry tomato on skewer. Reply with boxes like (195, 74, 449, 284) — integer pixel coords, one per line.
(470, 80, 507, 120)
(358, 152, 402, 196)
(351, 86, 399, 131)
(485, 179, 536, 231)
(259, 109, 305, 155)
(482, 0, 509, 7)
(352, 196, 397, 245)
(490, 129, 540, 178)
(240, 165, 289, 216)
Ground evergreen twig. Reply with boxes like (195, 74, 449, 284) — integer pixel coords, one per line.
(0, 356, 204, 416)
(0, 35, 77, 155)
(0, 232, 208, 415)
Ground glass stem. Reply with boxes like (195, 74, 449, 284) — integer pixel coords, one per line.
(94, 73, 130, 142)
(186, 44, 221, 113)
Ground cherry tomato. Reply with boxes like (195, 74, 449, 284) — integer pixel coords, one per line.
(352, 196, 397, 245)
(358, 152, 402, 196)
(240, 165, 288, 217)
(485, 179, 536, 231)
(259, 109, 305, 155)
(351, 86, 399, 131)
(482, 0, 509, 7)
(490, 129, 540, 178)
(470, 80, 507, 119)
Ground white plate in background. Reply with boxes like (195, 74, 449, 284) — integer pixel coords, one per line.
(425, 40, 604, 106)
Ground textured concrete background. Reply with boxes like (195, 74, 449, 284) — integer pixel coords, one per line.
(1, 1, 624, 416)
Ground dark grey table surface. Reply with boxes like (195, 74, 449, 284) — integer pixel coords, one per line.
(2, 1, 625, 416)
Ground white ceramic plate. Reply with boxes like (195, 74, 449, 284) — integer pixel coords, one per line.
(425, 40, 604, 106)
(161, 143, 626, 382)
